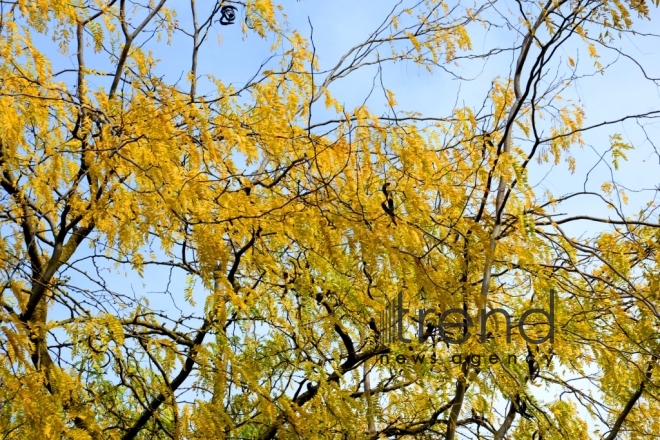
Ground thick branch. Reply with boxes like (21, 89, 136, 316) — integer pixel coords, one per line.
(602, 361, 654, 440)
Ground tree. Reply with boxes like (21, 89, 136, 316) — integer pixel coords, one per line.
(1, 0, 660, 438)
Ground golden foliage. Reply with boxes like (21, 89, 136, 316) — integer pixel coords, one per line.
(1, 0, 659, 439)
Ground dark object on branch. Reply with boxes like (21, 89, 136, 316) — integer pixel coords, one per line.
(381, 200, 397, 226)
(514, 394, 533, 419)
(382, 182, 390, 198)
(219, 5, 238, 25)
(526, 345, 540, 382)
(484, 132, 494, 147)
(381, 182, 397, 226)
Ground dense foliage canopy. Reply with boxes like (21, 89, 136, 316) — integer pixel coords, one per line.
(2, 0, 660, 438)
